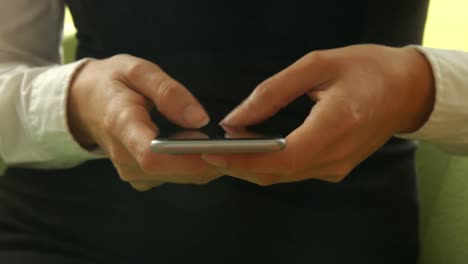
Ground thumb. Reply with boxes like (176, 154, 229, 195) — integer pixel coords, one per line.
(221, 51, 335, 126)
(121, 55, 209, 128)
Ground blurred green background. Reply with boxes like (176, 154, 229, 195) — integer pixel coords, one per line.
(2, 1, 468, 263)
(416, 1, 468, 264)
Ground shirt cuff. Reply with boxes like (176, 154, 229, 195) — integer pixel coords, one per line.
(28, 59, 106, 168)
(397, 46, 468, 154)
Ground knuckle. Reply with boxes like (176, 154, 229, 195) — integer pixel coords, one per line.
(103, 107, 132, 138)
(344, 103, 363, 127)
(253, 76, 289, 111)
(102, 106, 118, 135)
(255, 78, 274, 97)
(113, 163, 138, 183)
(254, 78, 278, 103)
(125, 60, 147, 81)
(256, 176, 273, 187)
(124, 59, 160, 83)
(120, 127, 142, 156)
(116, 107, 133, 126)
(102, 101, 135, 135)
(137, 151, 157, 173)
(110, 54, 133, 65)
(108, 145, 132, 166)
(325, 177, 342, 183)
(102, 109, 142, 163)
(329, 164, 352, 183)
(155, 78, 179, 104)
(130, 182, 152, 192)
(336, 101, 365, 131)
(116, 170, 133, 183)
(305, 50, 328, 66)
(190, 170, 221, 185)
(192, 176, 214, 185)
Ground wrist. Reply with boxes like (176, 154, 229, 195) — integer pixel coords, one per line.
(67, 59, 98, 148)
(397, 47, 436, 133)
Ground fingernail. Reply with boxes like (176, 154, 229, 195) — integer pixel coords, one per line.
(184, 104, 210, 127)
(220, 112, 235, 125)
(221, 97, 251, 125)
(220, 106, 242, 125)
(202, 154, 228, 168)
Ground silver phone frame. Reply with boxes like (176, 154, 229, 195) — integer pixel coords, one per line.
(150, 138, 286, 154)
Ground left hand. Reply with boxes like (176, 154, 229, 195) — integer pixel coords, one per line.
(202, 44, 435, 185)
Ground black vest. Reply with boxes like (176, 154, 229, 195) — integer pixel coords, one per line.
(0, 1, 428, 263)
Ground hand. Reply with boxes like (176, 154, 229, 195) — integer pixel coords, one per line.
(202, 45, 435, 185)
(67, 54, 223, 191)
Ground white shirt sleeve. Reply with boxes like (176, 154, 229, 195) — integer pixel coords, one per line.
(398, 46, 468, 156)
(0, 0, 105, 169)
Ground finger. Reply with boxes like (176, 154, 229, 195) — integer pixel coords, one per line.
(202, 143, 343, 185)
(137, 152, 219, 179)
(113, 151, 218, 185)
(221, 51, 336, 126)
(111, 107, 217, 174)
(203, 111, 331, 176)
(113, 161, 145, 182)
(129, 181, 163, 192)
(104, 82, 213, 180)
(202, 94, 352, 179)
(222, 170, 283, 186)
(201, 148, 294, 176)
(120, 55, 209, 128)
(106, 95, 160, 166)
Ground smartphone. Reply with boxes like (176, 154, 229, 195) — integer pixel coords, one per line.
(150, 124, 286, 154)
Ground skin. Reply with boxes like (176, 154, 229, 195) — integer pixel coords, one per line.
(67, 44, 435, 190)
(67, 54, 224, 191)
(201, 45, 435, 185)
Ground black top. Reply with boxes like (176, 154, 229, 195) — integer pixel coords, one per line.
(0, 1, 429, 263)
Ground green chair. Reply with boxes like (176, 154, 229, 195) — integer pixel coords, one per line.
(417, 143, 468, 264)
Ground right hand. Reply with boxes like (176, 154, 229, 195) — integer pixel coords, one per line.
(67, 54, 224, 191)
